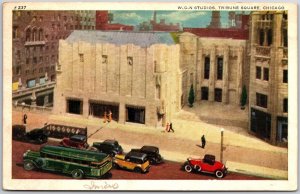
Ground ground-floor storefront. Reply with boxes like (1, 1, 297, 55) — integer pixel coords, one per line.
(64, 97, 159, 126)
(250, 107, 288, 146)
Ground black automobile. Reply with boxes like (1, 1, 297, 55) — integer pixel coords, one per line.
(131, 145, 163, 164)
(12, 125, 49, 144)
(92, 139, 123, 156)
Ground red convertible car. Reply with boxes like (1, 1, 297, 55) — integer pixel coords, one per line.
(59, 135, 89, 149)
(183, 154, 227, 178)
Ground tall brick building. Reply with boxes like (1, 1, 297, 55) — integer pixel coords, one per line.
(12, 11, 95, 90)
(248, 11, 288, 146)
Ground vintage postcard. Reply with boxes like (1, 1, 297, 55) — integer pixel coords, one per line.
(2, 2, 298, 191)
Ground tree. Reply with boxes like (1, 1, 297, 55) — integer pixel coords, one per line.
(188, 84, 195, 107)
(240, 85, 247, 109)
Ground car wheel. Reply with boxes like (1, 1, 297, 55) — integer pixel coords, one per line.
(24, 161, 35, 171)
(195, 165, 202, 172)
(184, 164, 193, 173)
(215, 170, 224, 178)
(71, 169, 84, 179)
(134, 167, 142, 173)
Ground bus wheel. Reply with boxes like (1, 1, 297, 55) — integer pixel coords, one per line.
(24, 161, 35, 170)
(71, 169, 84, 179)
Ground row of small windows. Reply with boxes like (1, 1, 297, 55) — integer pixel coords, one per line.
(256, 66, 269, 81)
(256, 92, 288, 113)
(204, 56, 224, 80)
(258, 28, 287, 47)
(256, 66, 287, 83)
(22, 66, 55, 75)
(26, 55, 57, 65)
(78, 54, 132, 65)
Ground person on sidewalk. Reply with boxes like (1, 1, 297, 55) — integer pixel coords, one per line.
(108, 110, 112, 123)
(201, 135, 206, 148)
(169, 122, 174, 132)
(165, 122, 170, 132)
(103, 111, 107, 123)
(23, 113, 27, 125)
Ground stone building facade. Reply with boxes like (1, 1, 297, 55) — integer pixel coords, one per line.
(53, 31, 181, 127)
(179, 32, 248, 106)
(248, 11, 288, 146)
(12, 11, 95, 90)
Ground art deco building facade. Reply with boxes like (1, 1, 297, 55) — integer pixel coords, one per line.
(248, 11, 288, 146)
(12, 11, 95, 90)
(53, 31, 182, 127)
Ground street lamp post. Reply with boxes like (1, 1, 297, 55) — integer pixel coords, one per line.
(220, 128, 224, 163)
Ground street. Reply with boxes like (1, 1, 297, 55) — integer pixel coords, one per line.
(12, 140, 268, 180)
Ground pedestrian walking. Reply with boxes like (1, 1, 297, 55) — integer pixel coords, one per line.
(23, 113, 27, 125)
(108, 110, 112, 122)
(103, 111, 107, 123)
(201, 135, 206, 148)
(169, 122, 174, 132)
(165, 122, 170, 132)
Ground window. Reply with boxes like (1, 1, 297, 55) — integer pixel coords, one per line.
(256, 93, 268, 108)
(217, 57, 223, 80)
(127, 57, 133, 65)
(283, 98, 288, 113)
(204, 57, 210, 79)
(16, 50, 21, 60)
(33, 57, 37, 65)
(26, 58, 30, 64)
(256, 66, 261, 79)
(283, 29, 288, 47)
(267, 29, 272, 46)
(13, 26, 18, 39)
(16, 66, 21, 75)
(39, 67, 43, 73)
(263, 68, 269, 81)
(39, 17, 43, 22)
(79, 54, 84, 62)
(102, 55, 108, 64)
(283, 70, 288, 83)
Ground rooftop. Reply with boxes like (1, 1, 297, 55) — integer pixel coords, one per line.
(66, 30, 176, 47)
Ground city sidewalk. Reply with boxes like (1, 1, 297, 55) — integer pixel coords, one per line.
(12, 109, 288, 179)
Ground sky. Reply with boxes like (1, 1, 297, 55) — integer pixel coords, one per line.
(111, 11, 249, 29)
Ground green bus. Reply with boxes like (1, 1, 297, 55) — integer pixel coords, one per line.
(23, 145, 112, 179)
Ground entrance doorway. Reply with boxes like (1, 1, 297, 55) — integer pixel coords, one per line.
(89, 101, 119, 121)
(201, 87, 209, 100)
(250, 108, 271, 140)
(67, 99, 83, 115)
(215, 88, 222, 102)
(126, 105, 145, 124)
(277, 117, 288, 143)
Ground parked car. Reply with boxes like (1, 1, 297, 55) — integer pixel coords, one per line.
(113, 151, 150, 173)
(12, 125, 49, 144)
(59, 135, 89, 149)
(131, 145, 163, 164)
(183, 154, 228, 178)
(92, 139, 123, 156)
